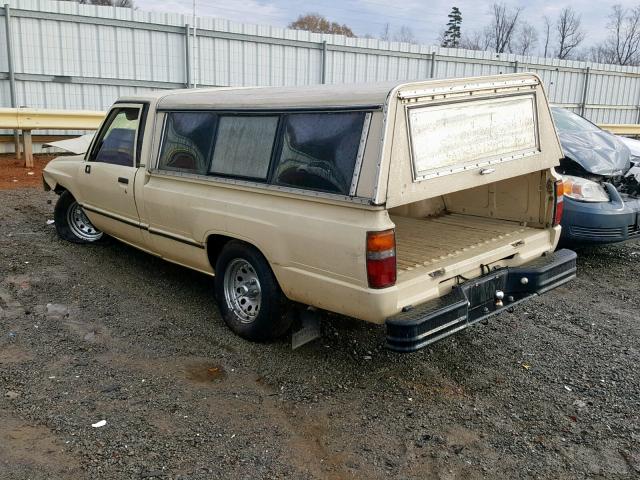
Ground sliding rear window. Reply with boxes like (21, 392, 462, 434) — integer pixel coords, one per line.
(273, 112, 366, 195)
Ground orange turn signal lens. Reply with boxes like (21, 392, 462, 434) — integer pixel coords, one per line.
(366, 229, 395, 252)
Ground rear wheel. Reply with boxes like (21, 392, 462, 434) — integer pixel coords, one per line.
(54, 191, 104, 244)
(214, 241, 291, 341)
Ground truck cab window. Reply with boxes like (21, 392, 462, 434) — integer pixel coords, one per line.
(92, 108, 140, 167)
(273, 112, 366, 195)
(158, 112, 217, 174)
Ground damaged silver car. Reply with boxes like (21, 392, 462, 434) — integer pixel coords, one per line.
(551, 107, 640, 243)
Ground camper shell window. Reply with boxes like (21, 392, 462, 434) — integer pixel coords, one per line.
(158, 112, 217, 175)
(156, 109, 370, 195)
(273, 112, 366, 195)
(407, 94, 539, 181)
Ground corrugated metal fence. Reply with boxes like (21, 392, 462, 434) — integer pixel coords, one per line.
(2, 0, 640, 131)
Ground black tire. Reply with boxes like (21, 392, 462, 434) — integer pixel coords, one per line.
(214, 241, 291, 341)
(53, 190, 104, 244)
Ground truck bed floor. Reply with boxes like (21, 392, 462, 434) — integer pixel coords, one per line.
(391, 213, 542, 275)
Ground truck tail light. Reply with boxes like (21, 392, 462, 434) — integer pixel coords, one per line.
(367, 229, 397, 289)
(553, 179, 564, 226)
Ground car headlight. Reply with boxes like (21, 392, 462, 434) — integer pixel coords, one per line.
(563, 175, 610, 202)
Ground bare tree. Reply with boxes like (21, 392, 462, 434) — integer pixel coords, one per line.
(394, 25, 417, 44)
(460, 30, 491, 51)
(542, 15, 552, 57)
(556, 7, 584, 59)
(606, 5, 640, 65)
(511, 22, 538, 56)
(289, 13, 355, 37)
(380, 23, 391, 42)
(587, 44, 616, 64)
(486, 3, 522, 53)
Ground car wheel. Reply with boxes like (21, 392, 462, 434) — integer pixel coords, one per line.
(54, 190, 104, 244)
(214, 241, 291, 341)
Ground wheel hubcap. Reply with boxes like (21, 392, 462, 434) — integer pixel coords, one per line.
(223, 259, 262, 323)
(67, 202, 103, 241)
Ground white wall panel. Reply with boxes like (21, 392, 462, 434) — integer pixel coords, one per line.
(1, 0, 640, 130)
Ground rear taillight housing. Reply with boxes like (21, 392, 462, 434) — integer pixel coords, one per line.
(366, 229, 397, 289)
(553, 179, 564, 226)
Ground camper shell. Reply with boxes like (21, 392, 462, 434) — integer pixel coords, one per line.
(43, 73, 577, 352)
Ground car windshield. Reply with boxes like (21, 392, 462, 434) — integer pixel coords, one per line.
(551, 107, 600, 134)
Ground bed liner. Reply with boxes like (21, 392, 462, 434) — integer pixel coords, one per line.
(391, 213, 545, 276)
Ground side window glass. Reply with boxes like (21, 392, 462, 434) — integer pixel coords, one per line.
(273, 112, 366, 195)
(209, 116, 279, 180)
(92, 108, 140, 167)
(158, 112, 217, 174)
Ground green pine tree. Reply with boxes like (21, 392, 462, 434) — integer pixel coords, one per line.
(442, 7, 462, 48)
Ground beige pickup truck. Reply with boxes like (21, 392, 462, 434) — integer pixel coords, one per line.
(43, 73, 576, 352)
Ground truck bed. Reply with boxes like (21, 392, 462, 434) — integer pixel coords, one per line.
(391, 213, 544, 277)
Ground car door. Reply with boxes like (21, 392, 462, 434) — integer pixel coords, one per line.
(78, 104, 146, 246)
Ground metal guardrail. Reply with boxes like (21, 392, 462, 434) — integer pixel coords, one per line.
(2, 107, 640, 168)
(0, 108, 105, 167)
(0, 108, 105, 130)
(597, 124, 640, 135)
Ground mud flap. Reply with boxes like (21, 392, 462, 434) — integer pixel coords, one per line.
(291, 307, 322, 350)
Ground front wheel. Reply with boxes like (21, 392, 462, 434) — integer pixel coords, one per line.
(214, 241, 291, 341)
(53, 190, 104, 244)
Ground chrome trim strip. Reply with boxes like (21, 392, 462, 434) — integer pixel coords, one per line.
(81, 204, 142, 229)
(397, 78, 539, 99)
(81, 204, 204, 248)
(349, 111, 372, 197)
(148, 169, 375, 205)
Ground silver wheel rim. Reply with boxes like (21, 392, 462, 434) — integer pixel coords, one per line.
(223, 258, 262, 323)
(67, 202, 103, 241)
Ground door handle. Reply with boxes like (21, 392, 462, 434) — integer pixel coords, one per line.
(118, 177, 129, 185)
(85, 164, 91, 174)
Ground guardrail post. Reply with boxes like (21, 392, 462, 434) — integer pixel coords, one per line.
(513, 60, 519, 73)
(430, 51, 436, 78)
(4, 4, 20, 160)
(22, 130, 33, 168)
(580, 66, 590, 117)
(321, 41, 327, 84)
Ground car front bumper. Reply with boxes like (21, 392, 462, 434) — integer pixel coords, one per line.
(561, 183, 640, 244)
(385, 249, 577, 353)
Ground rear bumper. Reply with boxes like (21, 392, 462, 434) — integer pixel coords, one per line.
(385, 249, 577, 352)
(561, 184, 640, 244)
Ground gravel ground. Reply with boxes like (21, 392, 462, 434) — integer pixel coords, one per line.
(1, 187, 639, 480)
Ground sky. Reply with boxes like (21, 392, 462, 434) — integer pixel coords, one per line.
(134, 0, 639, 54)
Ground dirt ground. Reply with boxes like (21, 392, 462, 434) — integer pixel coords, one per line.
(0, 154, 59, 190)
(1, 161, 639, 479)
